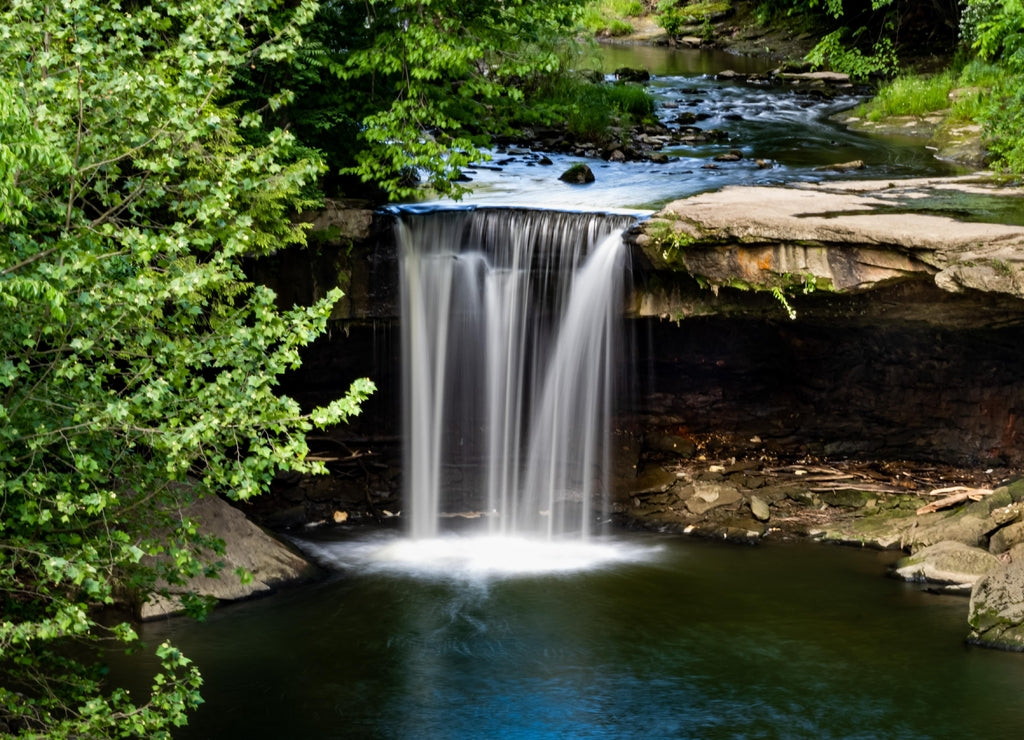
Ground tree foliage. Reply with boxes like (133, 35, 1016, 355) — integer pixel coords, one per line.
(239, 0, 603, 200)
(769, 0, 960, 78)
(0, 1, 372, 736)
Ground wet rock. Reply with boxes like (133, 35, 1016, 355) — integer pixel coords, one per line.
(894, 540, 1002, 592)
(631, 464, 680, 495)
(685, 482, 743, 515)
(713, 149, 744, 162)
(813, 160, 865, 172)
(559, 163, 595, 184)
(715, 517, 767, 541)
(646, 431, 698, 458)
(261, 504, 308, 530)
(615, 67, 650, 82)
(968, 548, 1024, 650)
(750, 495, 771, 522)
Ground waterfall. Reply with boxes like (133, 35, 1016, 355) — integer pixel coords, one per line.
(397, 208, 635, 540)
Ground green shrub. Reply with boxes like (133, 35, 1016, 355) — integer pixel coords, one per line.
(607, 81, 657, 117)
(609, 19, 635, 35)
(982, 73, 1024, 174)
(805, 28, 899, 80)
(958, 59, 1004, 87)
(527, 76, 655, 139)
(581, 0, 646, 34)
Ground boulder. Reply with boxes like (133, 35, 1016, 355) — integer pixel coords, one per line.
(902, 513, 995, 551)
(615, 67, 650, 83)
(559, 163, 595, 184)
(894, 540, 1002, 592)
(713, 149, 744, 162)
(968, 547, 1024, 650)
(750, 495, 771, 522)
(991, 521, 1024, 554)
(140, 495, 317, 620)
(685, 482, 743, 515)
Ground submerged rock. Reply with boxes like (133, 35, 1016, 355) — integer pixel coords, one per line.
(813, 159, 865, 172)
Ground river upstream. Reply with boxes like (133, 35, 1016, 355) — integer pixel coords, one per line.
(120, 46, 1024, 739)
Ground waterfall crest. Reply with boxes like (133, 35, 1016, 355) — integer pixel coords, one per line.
(397, 208, 634, 540)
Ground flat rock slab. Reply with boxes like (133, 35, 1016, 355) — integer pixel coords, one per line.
(639, 177, 1024, 300)
(894, 540, 1002, 592)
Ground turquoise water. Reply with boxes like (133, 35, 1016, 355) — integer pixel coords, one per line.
(122, 532, 1024, 739)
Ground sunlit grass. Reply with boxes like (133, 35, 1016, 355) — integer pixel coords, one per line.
(860, 72, 956, 121)
(580, 0, 647, 35)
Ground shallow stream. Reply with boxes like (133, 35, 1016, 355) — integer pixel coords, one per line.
(456, 45, 958, 210)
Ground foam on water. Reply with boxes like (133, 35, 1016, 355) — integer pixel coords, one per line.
(295, 532, 661, 581)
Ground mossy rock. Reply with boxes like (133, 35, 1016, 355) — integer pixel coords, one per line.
(894, 541, 1001, 591)
(1004, 477, 1024, 503)
(820, 488, 875, 508)
(559, 163, 596, 184)
(821, 505, 918, 549)
(968, 556, 1024, 651)
(965, 487, 1013, 518)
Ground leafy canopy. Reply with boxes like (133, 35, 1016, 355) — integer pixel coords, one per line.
(240, 0, 596, 200)
(0, 1, 372, 737)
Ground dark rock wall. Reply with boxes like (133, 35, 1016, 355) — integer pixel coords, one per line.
(264, 207, 1024, 483)
(630, 316, 1024, 466)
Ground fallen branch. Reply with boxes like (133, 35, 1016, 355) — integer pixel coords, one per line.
(916, 488, 993, 515)
(810, 484, 902, 494)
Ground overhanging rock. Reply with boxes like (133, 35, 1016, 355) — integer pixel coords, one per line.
(631, 177, 1024, 321)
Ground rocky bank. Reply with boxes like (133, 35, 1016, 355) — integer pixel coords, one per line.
(619, 174, 1024, 649)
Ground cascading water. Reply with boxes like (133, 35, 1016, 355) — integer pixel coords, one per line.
(396, 207, 636, 541)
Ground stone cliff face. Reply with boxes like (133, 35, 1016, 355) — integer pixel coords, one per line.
(273, 181, 1024, 469)
(624, 176, 1024, 467)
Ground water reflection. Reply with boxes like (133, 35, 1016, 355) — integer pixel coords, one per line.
(116, 533, 1024, 739)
